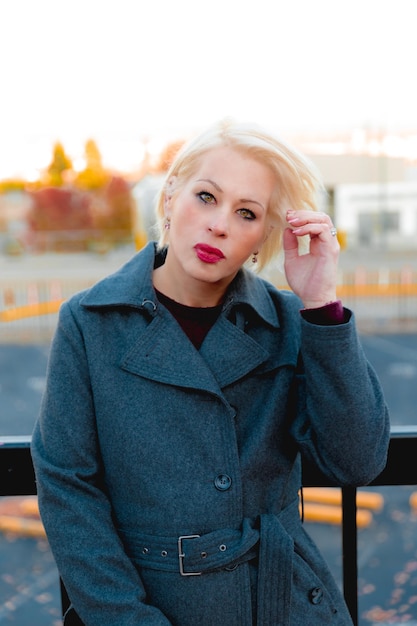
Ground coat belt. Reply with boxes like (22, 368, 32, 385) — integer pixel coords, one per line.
(119, 501, 298, 625)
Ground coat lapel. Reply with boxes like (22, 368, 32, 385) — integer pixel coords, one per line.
(200, 315, 270, 387)
(81, 242, 287, 395)
(120, 308, 271, 394)
(120, 308, 225, 396)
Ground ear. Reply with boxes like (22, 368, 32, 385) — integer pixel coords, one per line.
(164, 176, 177, 217)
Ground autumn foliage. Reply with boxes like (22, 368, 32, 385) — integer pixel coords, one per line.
(24, 139, 135, 251)
(153, 140, 185, 173)
(0, 135, 186, 253)
(28, 187, 92, 231)
(46, 142, 73, 186)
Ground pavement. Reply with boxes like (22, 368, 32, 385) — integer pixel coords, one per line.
(0, 530, 61, 625)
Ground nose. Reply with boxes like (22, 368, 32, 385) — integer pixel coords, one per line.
(208, 208, 229, 237)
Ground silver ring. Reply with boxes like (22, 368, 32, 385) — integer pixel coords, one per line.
(330, 227, 337, 237)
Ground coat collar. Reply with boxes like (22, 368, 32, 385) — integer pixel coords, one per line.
(80, 243, 285, 394)
(80, 241, 161, 311)
(80, 241, 280, 330)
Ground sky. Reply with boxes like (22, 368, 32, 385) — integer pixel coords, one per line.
(1, 0, 417, 178)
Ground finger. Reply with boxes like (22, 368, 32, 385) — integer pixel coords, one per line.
(286, 209, 331, 224)
(283, 227, 299, 252)
(290, 222, 338, 241)
(286, 209, 338, 241)
(287, 210, 333, 229)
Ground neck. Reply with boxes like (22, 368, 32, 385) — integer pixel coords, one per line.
(153, 255, 233, 308)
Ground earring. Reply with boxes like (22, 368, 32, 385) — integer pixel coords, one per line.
(252, 251, 258, 264)
(164, 218, 170, 230)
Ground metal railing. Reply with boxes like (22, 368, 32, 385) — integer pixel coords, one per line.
(1, 427, 416, 625)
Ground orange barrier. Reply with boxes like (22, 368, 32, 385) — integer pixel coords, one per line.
(408, 492, 417, 511)
(0, 515, 46, 538)
(301, 502, 373, 528)
(303, 487, 384, 511)
(19, 497, 40, 516)
(337, 284, 417, 298)
(300, 487, 384, 528)
(0, 299, 64, 322)
(0, 496, 46, 538)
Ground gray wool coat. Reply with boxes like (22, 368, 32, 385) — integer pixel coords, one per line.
(31, 242, 390, 626)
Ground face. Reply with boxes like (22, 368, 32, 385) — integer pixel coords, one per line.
(163, 146, 276, 297)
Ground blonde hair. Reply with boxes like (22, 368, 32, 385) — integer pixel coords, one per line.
(155, 118, 322, 271)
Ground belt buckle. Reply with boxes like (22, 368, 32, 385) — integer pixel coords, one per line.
(178, 534, 201, 576)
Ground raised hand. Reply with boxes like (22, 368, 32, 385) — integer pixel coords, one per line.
(283, 209, 340, 309)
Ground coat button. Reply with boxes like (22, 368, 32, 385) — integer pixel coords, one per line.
(214, 474, 232, 491)
(309, 587, 323, 605)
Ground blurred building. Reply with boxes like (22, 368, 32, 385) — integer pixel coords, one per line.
(308, 153, 407, 187)
(0, 190, 31, 254)
(334, 181, 417, 250)
(131, 174, 164, 246)
(294, 127, 417, 250)
(305, 153, 417, 251)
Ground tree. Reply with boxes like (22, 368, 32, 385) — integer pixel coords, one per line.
(153, 140, 185, 173)
(92, 176, 134, 242)
(74, 139, 109, 190)
(46, 142, 73, 186)
(27, 187, 93, 250)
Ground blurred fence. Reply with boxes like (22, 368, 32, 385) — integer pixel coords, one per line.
(0, 277, 92, 343)
(1, 263, 417, 343)
(335, 265, 417, 332)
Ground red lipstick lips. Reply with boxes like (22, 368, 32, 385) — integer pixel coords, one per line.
(194, 243, 225, 264)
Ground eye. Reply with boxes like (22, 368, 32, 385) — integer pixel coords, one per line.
(237, 208, 256, 220)
(197, 191, 216, 204)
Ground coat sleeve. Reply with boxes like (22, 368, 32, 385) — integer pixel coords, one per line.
(289, 309, 390, 486)
(31, 301, 172, 626)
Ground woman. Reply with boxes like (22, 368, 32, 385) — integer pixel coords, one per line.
(31, 119, 390, 625)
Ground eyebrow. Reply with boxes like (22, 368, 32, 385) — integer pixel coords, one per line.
(196, 178, 266, 210)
